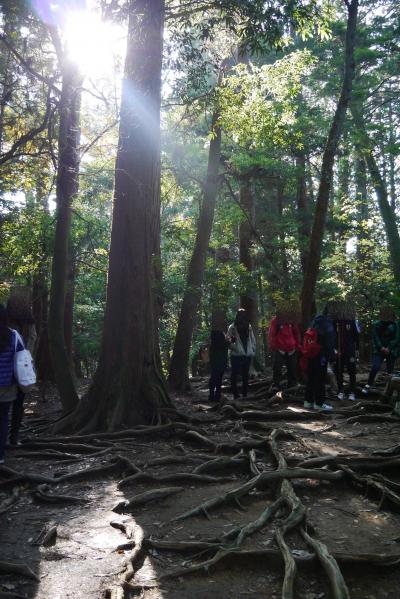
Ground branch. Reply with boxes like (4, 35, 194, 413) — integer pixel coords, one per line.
(0, 92, 54, 166)
(79, 119, 118, 158)
(0, 34, 60, 95)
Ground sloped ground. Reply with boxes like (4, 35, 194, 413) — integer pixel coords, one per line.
(1, 372, 400, 599)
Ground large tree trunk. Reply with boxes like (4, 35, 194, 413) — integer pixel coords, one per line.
(300, 0, 358, 328)
(48, 57, 81, 412)
(168, 110, 222, 391)
(239, 176, 258, 334)
(64, 253, 76, 369)
(351, 105, 400, 286)
(63, 0, 171, 432)
(295, 151, 311, 274)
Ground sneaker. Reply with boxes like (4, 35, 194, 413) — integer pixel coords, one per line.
(337, 392, 345, 401)
(314, 402, 333, 411)
(348, 392, 356, 401)
(9, 440, 22, 447)
(304, 401, 313, 408)
(362, 385, 370, 395)
(0, 459, 4, 465)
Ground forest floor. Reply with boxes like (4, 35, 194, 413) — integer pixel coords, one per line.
(1, 369, 400, 599)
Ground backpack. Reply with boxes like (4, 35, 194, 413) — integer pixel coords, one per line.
(299, 327, 321, 372)
(13, 331, 36, 392)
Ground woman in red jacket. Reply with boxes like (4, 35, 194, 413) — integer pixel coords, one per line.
(268, 312, 301, 390)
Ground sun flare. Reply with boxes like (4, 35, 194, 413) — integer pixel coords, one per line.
(63, 10, 125, 76)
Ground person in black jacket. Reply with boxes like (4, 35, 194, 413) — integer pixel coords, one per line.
(208, 330, 230, 402)
(303, 307, 335, 411)
(332, 304, 360, 401)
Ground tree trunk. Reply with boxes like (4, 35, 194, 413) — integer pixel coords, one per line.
(354, 153, 368, 263)
(300, 0, 358, 328)
(351, 105, 400, 286)
(388, 99, 396, 211)
(168, 110, 222, 391)
(276, 179, 289, 282)
(32, 268, 53, 382)
(64, 253, 76, 370)
(48, 57, 81, 412)
(239, 176, 259, 334)
(295, 151, 310, 274)
(62, 0, 171, 432)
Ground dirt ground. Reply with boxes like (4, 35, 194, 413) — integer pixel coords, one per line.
(1, 370, 400, 599)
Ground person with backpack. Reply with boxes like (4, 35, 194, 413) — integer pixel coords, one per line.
(332, 304, 360, 401)
(362, 308, 400, 395)
(208, 329, 230, 402)
(227, 309, 256, 399)
(7, 299, 36, 446)
(302, 307, 335, 411)
(268, 311, 301, 390)
(0, 304, 24, 464)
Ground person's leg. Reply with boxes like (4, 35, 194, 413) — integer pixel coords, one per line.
(215, 369, 224, 400)
(314, 360, 328, 407)
(231, 356, 241, 399)
(367, 354, 384, 385)
(9, 389, 25, 444)
(304, 358, 317, 406)
(241, 357, 251, 397)
(335, 357, 344, 392)
(347, 355, 357, 393)
(0, 402, 12, 461)
(208, 368, 216, 401)
(272, 352, 284, 387)
(286, 353, 297, 388)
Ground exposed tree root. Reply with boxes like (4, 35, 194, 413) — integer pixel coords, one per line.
(221, 405, 328, 421)
(0, 561, 39, 581)
(118, 471, 236, 488)
(113, 487, 184, 513)
(340, 464, 400, 510)
(0, 487, 20, 515)
(33, 484, 84, 504)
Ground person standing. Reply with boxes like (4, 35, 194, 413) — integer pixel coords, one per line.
(334, 316, 360, 401)
(303, 307, 335, 411)
(362, 308, 399, 395)
(7, 298, 36, 446)
(268, 311, 301, 390)
(0, 305, 24, 464)
(227, 309, 256, 399)
(208, 330, 229, 402)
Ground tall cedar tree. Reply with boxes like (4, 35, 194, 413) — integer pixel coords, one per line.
(168, 109, 222, 390)
(59, 0, 171, 431)
(48, 55, 81, 412)
(300, 0, 359, 328)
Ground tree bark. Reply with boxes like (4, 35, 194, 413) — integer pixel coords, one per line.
(64, 0, 171, 431)
(295, 151, 311, 274)
(351, 105, 400, 286)
(300, 0, 359, 328)
(168, 110, 222, 391)
(239, 176, 259, 336)
(48, 57, 81, 412)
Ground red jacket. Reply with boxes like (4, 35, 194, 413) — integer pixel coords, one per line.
(268, 316, 301, 353)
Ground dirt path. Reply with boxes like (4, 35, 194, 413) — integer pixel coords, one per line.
(1, 376, 400, 599)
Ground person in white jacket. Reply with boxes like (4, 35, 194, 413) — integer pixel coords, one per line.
(227, 309, 256, 399)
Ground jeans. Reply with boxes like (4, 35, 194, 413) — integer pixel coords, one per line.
(208, 367, 225, 400)
(231, 355, 251, 398)
(273, 351, 297, 388)
(0, 402, 12, 460)
(335, 355, 356, 392)
(305, 356, 327, 406)
(10, 388, 25, 444)
(368, 353, 396, 386)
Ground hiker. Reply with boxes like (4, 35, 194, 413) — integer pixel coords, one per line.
(7, 298, 36, 446)
(227, 309, 256, 399)
(302, 306, 335, 411)
(332, 306, 360, 401)
(268, 310, 301, 390)
(0, 304, 24, 464)
(208, 330, 230, 402)
(362, 308, 400, 395)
